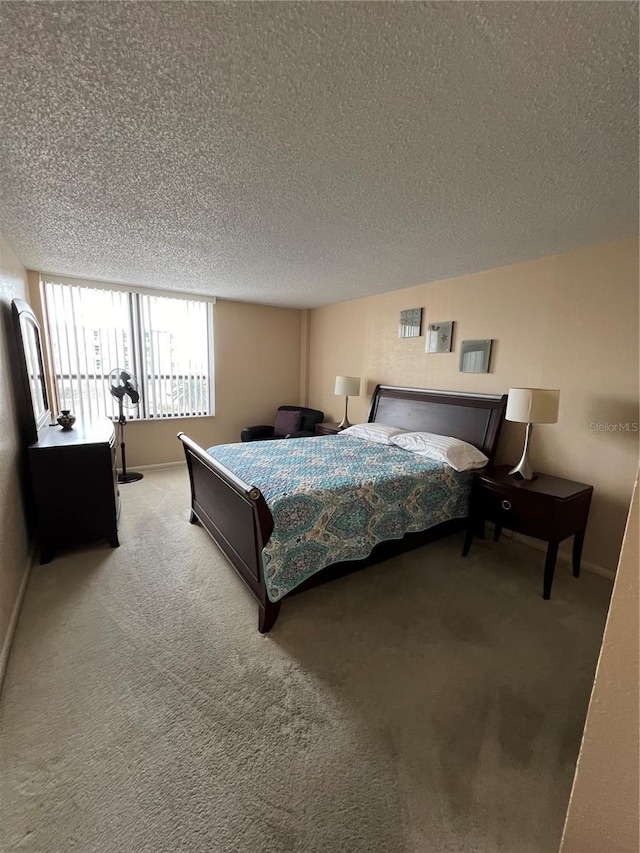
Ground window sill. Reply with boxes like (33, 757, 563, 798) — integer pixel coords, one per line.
(115, 413, 215, 423)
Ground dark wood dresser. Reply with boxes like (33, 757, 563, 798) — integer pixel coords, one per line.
(29, 418, 120, 563)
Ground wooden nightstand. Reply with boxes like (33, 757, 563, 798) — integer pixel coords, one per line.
(315, 422, 342, 435)
(462, 465, 593, 599)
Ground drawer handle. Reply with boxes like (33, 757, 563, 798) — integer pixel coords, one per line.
(501, 500, 512, 511)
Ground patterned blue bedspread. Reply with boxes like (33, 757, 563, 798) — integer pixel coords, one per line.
(207, 436, 471, 602)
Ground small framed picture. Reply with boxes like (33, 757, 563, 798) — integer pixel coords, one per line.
(426, 321, 454, 353)
(399, 308, 422, 338)
(459, 339, 493, 373)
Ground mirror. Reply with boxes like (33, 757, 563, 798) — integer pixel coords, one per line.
(12, 299, 50, 443)
(459, 338, 493, 374)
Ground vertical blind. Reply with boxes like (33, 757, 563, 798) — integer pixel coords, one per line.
(42, 280, 213, 422)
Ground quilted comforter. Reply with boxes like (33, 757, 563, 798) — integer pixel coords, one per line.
(207, 435, 471, 602)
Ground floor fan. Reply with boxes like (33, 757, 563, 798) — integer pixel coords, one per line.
(108, 368, 144, 484)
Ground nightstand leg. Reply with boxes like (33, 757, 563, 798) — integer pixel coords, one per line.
(572, 531, 585, 578)
(543, 541, 559, 600)
(493, 524, 502, 543)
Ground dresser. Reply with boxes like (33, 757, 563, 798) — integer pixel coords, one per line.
(29, 418, 120, 564)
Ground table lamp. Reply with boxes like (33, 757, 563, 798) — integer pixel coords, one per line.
(334, 375, 360, 429)
(506, 388, 560, 480)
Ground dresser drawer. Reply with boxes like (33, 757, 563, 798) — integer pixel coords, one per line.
(475, 481, 555, 538)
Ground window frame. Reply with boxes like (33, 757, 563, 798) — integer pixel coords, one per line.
(40, 274, 216, 422)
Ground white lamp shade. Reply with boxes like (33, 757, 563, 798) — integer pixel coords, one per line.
(506, 388, 560, 424)
(334, 375, 360, 397)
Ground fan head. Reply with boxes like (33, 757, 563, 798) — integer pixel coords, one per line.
(108, 368, 140, 407)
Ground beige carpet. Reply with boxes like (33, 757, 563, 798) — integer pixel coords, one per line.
(0, 467, 611, 853)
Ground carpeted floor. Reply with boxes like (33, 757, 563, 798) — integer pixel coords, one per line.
(0, 467, 611, 853)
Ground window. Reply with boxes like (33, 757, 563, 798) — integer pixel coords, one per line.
(42, 278, 214, 422)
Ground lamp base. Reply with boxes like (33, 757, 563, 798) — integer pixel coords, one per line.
(337, 396, 352, 430)
(508, 465, 538, 481)
(508, 422, 536, 480)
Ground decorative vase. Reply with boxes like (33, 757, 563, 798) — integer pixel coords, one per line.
(57, 409, 76, 430)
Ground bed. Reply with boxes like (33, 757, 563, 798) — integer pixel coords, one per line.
(178, 385, 507, 632)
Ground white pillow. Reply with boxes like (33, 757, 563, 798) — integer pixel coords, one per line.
(338, 423, 406, 445)
(391, 431, 489, 472)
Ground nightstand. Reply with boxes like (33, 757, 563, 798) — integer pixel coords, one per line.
(462, 465, 593, 599)
(315, 422, 342, 435)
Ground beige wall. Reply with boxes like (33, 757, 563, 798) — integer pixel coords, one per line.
(560, 471, 639, 853)
(71, 298, 302, 468)
(308, 238, 639, 571)
(0, 234, 31, 665)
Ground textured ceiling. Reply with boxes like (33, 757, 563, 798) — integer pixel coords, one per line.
(0, 2, 637, 308)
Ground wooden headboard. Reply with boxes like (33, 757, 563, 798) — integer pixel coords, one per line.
(367, 385, 507, 463)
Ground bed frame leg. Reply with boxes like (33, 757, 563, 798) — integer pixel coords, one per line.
(258, 600, 281, 634)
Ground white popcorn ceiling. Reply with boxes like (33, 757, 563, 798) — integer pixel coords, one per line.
(0, 2, 637, 308)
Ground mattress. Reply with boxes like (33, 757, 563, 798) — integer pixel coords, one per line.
(207, 435, 472, 601)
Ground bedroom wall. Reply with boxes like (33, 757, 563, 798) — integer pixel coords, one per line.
(0, 233, 31, 670)
(307, 237, 639, 572)
(560, 470, 639, 853)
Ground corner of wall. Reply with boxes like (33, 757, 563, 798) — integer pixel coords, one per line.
(26, 269, 40, 302)
(299, 308, 310, 406)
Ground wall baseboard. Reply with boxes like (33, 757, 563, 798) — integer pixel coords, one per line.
(510, 531, 615, 581)
(122, 461, 187, 473)
(0, 544, 36, 691)
(482, 522, 616, 580)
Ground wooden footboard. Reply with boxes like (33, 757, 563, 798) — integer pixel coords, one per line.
(177, 432, 281, 633)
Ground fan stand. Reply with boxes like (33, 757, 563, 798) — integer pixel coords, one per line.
(116, 397, 143, 484)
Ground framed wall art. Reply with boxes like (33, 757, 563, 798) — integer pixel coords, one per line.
(425, 321, 454, 353)
(459, 339, 493, 373)
(398, 308, 422, 338)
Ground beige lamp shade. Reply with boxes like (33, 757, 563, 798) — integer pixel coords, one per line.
(506, 388, 560, 424)
(334, 375, 360, 397)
